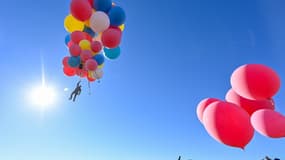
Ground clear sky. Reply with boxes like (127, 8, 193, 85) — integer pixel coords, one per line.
(0, 0, 285, 159)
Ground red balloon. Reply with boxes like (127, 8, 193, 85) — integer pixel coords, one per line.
(231, 64, 281, 100)
(203, 101, 254, 149)
(63, 67, 76, 77)
(80, 50, 93, 62)
(91, 41, 102, 53)
(85, 59, 98, 71)
(69, 44, 82, 56)
(70, 0, 92, 21)
(87, 0, 94, 7)
(226, 88, 275, 115)
(76, 68, 88, 77)
(101, 27, 122, 48)
(71, 31, 86, 44)
(62, 56, 69, 66)
(251, 109, 285, 138)
(67, 41, 74, 48)
(196, 98, 220, 123)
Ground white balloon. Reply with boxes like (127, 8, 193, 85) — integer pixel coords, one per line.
(90, 11, 110, 33)
(94, 68, 104, 79)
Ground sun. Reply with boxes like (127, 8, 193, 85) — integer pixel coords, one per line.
(30, 85, 56, 107)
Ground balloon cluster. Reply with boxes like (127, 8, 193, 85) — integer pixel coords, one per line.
(197, 64, 284, 149)
(62, 0, 126, 82)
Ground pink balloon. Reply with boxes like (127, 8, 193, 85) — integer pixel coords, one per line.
(251, 109, 285, 138)
(196, 98, 220, 123)
(85, 59, 98, 71)
(69, 44, 82, 56)
(203, 101, 254, 149)
(70, 0, 92, 21)
(80, 50, 92, 62)
(225, 88, 275, 115)
(231, 64, 281, 100)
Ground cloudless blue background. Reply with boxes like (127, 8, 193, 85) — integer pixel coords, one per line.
(0, 0, 285, 159)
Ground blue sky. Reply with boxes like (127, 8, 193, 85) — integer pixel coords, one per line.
(0, 0, 285, 159)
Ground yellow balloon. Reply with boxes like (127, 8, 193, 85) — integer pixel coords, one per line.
(119, 24, 125, 31)
(64, 14, 85, 33)
(79, 40, 91, 50)
(98, 64, 104, 69)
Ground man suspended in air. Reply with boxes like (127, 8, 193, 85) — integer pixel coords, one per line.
(69, 80, 82, 102)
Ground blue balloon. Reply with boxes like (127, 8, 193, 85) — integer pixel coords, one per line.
(68, 56, 81, 67)
(104, 47, 120, 60)
(83, 26, 96, 37)
(65, 34, 71, 46)
(93, 53, 105, 65)
(108, 6, 126, 26)
(94, 0, 112, 13)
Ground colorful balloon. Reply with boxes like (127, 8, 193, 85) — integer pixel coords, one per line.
(76, 68, 88, 77)
(90, 11, 110, 33)
(203, 101, 254, 149)
(94, 68, 103, 79)
(71, 31, 86, 44)
(94, 0, 112, 12)
(79, 39, 91, 50)
(70, 0, 93, 21)
(93, 54, 105, 65)
(231, 64, 281, 100)
(65, 34, 71, 46)
(62, 56, 70, 66)
(196, 98, 220, 123)
(63, 67, 76, 77)
(108, 6, 126, 26)
(91, 41, 102, 53)
(225, 88, 275, 115)
(101, 27, 122, 48)
(64, 14, 85, 32)
(104, 47, 120, 60)
(80, 50, 93, 62)
(87, 0, 94, 7)
(251, 109, 285, 138)
(119, 24, 125, 31)
(85, 59, 98, 71)
(69, 44, 82, 56)
(68, 56, 81, 67)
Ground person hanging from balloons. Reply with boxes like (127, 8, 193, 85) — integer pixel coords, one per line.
(69, 80, 82, 102)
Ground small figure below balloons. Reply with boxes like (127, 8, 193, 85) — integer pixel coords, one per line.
(69, 81, 82, 102)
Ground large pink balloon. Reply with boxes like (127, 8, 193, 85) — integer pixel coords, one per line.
(196, 98, 220, 123)
(251, 109, 285, 138)
(225, 88, 275, 115)
(230, 64, 280, 100)
(203, 101, 254, 149)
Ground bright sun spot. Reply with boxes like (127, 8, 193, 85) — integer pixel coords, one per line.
(30, 85, 56, 107)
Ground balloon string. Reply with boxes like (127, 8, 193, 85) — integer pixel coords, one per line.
(88, 81, 91, 95)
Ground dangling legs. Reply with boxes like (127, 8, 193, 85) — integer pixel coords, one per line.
(72, 93, 78, 102)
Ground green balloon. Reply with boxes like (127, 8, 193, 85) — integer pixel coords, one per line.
(103, 47, 120, 60)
